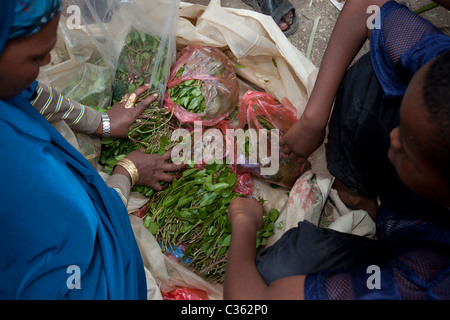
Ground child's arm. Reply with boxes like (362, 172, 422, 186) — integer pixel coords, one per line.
(223, 197, 306, 299)
(281, 0, 389, 163)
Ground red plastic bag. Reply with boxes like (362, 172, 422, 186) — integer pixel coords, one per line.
(237, 90, 298, 133)
(233, 90, 304, 189)
(162, 287, 209, 300)
(164, 45, 239, 126)
(231, 169, 253, 196)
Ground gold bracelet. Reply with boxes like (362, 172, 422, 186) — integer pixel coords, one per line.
(115, 158, 139, 188)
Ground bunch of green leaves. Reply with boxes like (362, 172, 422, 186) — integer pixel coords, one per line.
(241, 116, 275, 160)
(113, 28, 168, 102)
(126, 92, 177, 154)
(255, 115, 276, 130)
(98, 28, 178, 198)
(168, 66, 206, 114)
(100, 28, 174, 176)
(143, 163, 280, 282)
(94, 96, 179, 198)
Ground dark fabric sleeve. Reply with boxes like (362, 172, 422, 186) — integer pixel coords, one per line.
(304, 244, 450, 300)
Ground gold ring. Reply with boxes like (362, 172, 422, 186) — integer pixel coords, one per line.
(124, 93, 137, 109)
(120, 94, 128, 103)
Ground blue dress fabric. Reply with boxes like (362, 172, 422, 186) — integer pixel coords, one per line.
(303, 1, 450, 299)
(369, 1, 450, 99)
(256, 1, 450, 299)
(0, 0, 146, 299)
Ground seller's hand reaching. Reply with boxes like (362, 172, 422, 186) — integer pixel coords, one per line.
(280, 114, 326, 164)
(95, 84, 158, 138)
(227, 198, 263, 231)
(115, 149, 186, 191)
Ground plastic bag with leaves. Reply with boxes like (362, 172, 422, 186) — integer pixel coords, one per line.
(78, 0, 180, 105)
(164, 45, 240, 126)
(233, 90, 305, 189)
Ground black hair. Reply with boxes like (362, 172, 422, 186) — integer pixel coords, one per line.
(422, 50, 450, 186)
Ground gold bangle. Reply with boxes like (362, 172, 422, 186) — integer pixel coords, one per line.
(115, 158, 139, 187)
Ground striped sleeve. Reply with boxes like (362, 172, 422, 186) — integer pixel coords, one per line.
(106, 174, 131, 207)
(31, 83, 102, 134)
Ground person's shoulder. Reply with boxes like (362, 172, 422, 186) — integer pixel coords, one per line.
(380, 0, 404, 13)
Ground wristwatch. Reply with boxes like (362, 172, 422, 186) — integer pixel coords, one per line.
(100, 112, 111, 137)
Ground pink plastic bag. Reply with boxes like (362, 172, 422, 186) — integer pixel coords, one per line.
(237, 90, 298, 133)
(164, 45, 239, 126)
(234, 91, 305, 189)
(162, 287, 209, 300)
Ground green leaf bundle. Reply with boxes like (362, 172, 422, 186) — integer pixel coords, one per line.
(143, 163, 280, 283)
(113, 28, 169, 102)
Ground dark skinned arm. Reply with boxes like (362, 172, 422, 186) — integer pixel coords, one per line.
(223, 197, 305, 300)
(225, 1, 394, 299)
(280, 0, 389, 162)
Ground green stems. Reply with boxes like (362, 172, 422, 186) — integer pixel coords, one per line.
(143, 163, 280, 283)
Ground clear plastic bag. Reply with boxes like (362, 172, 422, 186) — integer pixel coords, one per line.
(39, 13, 112, 109)
(164, 45, 240, 126)
(77, 0, 180, 105)
(41, 0, 179, 107)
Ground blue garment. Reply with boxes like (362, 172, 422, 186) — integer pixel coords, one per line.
(370, 1, 450, 99)
(304, 182, 450, 299)
(8, 0, 61, 41)
(0, 1, 15, 54)
(303, 1, 450, 299)
(0, 0, 146, 299)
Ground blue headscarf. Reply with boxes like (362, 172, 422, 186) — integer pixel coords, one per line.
(0, 0, 61, 54)
(0, 1, 15, 54)
(0, 0, 147, 299)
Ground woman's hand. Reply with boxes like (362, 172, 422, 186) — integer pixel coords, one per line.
(121, 149, 186, 191)
(96, 84, 158, 138)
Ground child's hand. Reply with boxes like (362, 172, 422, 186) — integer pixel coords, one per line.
(280, 116, 326, 163)
(227, 198, 263, 231)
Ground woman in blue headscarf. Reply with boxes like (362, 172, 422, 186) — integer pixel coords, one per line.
(0, 1, 182, 299)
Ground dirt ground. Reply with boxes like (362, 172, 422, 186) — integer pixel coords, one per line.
(186, 0, 450, 67)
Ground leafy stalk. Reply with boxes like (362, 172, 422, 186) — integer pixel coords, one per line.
(143, 163, 280, 283)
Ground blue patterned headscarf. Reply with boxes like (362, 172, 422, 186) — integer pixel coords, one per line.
(0, 0, 61, 54)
